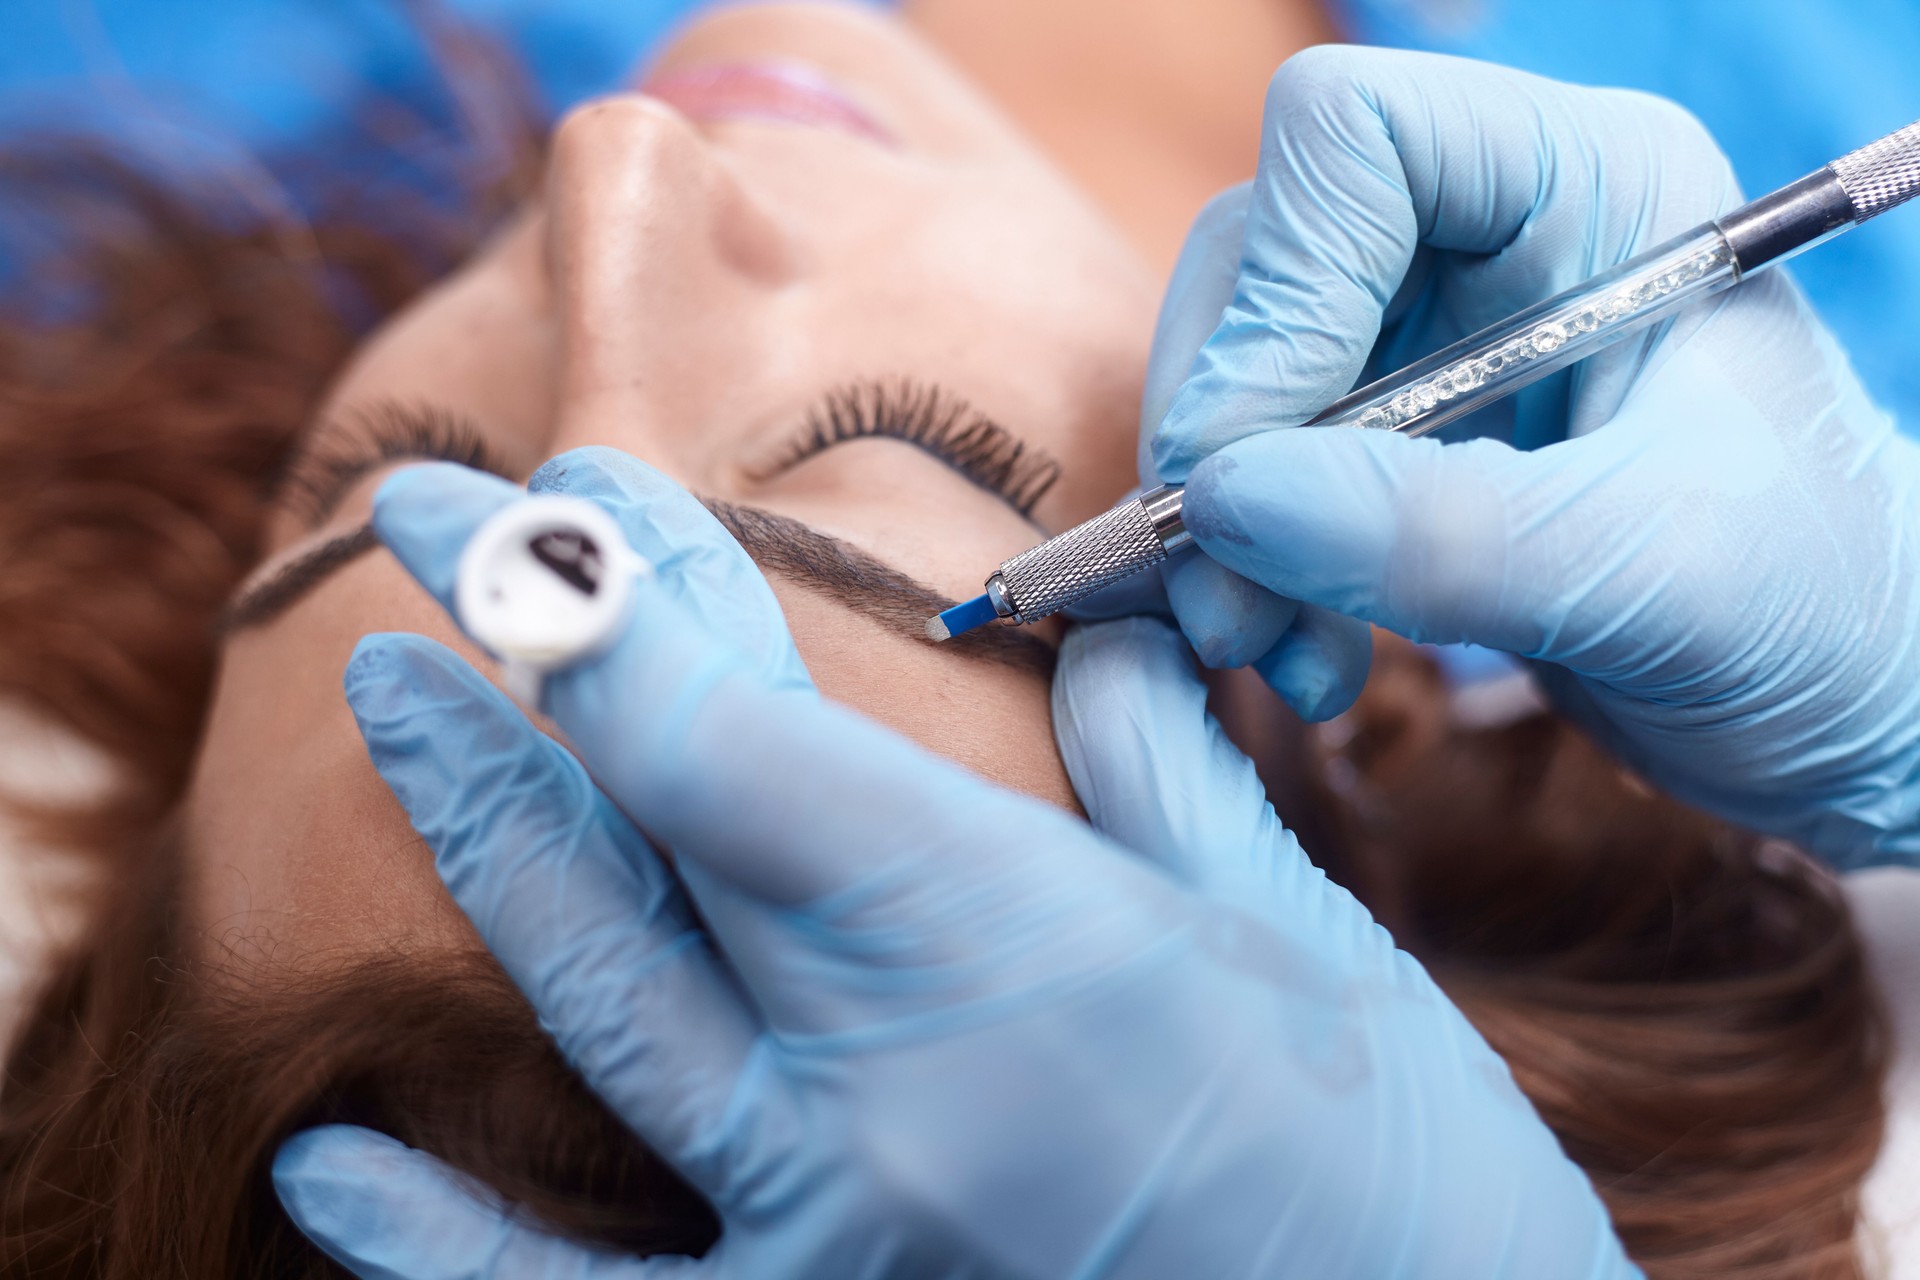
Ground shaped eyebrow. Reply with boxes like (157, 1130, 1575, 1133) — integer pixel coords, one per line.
(702, 498, 1053, 673)
(219, 499, 1054, 675)
(219, 524, 382, 632)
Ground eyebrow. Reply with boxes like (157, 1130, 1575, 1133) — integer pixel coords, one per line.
(704, 499, 1053, 674)
(219, 525, 382, 632)
(218, 499, 1054, 675)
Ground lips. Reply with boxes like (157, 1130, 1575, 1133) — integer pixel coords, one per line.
(644, 60, 897, 147)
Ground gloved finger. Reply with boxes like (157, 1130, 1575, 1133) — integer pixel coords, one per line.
(273, 1125, 706, 1280)
(1161, 550, 1296, 669)
(364, 462, 521, 608)
(344, 633, 784, 1201)
(1153, 46, 1740, 479)
(1181, 426, 1571, 655)
(1061, 563, 1172, 622)
(1051, 616, 1310, 905)
(371, 450, 806, 690)
(527, 448, 803, 682)
(1139, 185, 1315, 673)
(1138, 182, 1250, 481)
(464, 459, 1043, 906)
(1251, 603, 1373, 722)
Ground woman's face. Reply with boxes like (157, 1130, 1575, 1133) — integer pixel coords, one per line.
(183, 2, 1159, 963)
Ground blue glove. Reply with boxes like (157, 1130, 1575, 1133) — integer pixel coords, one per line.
(269, 447, 1638, 1278)
(1147, 46, 1920, 868)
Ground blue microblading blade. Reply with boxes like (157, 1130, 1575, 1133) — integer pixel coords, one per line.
(925, 592, 1000, 643)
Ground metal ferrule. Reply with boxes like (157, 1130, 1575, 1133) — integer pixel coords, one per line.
(985, 573, 1015, 621)
(1714, 171, 1856, 275)
(1714, 120, 1920, 276)
(1140, 484, 1191, 555)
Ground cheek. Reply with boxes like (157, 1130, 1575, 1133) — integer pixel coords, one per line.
(767, 582, 1076, 810)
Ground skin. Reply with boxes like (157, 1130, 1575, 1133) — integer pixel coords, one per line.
(906, 0, 1337, 273)
(903, 0, 1336, 785)
(181, 2, 1163, 966)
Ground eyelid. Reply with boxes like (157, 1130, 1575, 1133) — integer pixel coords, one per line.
(277, 401, 511, 527)
(770, 380, 1061, 518)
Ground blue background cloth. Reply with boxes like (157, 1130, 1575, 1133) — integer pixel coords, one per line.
(0, 0, 708, 145)
(3, 0, 1917, 427)
(1334, 0, 1920, 439)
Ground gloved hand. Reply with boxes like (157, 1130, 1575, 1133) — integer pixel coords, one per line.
(269, 447, 1638, 1279)
(1147, 45, 1920, 868)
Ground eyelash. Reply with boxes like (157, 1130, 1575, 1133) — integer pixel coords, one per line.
(281, 402, 508, 525)
(280, 382, 1059, 523)
(780, 381, 1061, 517)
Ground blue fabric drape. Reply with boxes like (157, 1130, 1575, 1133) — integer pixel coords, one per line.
(0, 0, 712, 143)
(1334, 0, 1920, 434)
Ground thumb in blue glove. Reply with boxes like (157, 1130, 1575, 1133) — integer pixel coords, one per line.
(1139, 183, 1373, 719)
(1142, 47, 1743, 721)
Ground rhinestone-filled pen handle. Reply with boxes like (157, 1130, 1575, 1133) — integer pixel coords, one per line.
(968, 118, 1920, 632)
(1321, 230, 1738, 439)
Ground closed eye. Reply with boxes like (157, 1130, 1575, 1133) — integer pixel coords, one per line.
(768, 380, 1060, 518)
(276, 401, 512, 528)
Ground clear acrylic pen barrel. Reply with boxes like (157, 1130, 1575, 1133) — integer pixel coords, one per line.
(1306, 226, 1740, 439)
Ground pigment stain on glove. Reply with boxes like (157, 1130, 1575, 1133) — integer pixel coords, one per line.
(1180, 455, 1256, 546)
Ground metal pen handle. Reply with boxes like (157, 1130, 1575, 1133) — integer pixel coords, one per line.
(972, 117, 1920, 631)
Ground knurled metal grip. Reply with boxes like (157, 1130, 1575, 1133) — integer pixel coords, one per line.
(994, 497, 1167, 623)
(1830, 120, 1920, 220)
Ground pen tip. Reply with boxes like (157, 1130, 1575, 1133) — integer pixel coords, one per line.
(926, 592, 999, 643)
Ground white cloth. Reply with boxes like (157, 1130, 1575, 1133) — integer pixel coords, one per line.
(1847, 868, 1920, 1277)
(0, 705, 103, 1055)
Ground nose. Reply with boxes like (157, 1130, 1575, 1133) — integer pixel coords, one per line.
(542, 95, 799, 430)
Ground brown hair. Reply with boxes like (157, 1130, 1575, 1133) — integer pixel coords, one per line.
(0, 832, 717, 1275)
(0, 22, 1889, 1280)
(1280, 639, 1887, 1279)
